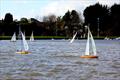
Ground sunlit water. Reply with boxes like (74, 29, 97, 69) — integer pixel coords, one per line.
(0, 40, 120, 80)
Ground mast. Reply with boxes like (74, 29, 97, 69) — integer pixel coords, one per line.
(18, 26, 22, 51)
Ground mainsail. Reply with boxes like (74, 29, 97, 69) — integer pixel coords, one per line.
(70, 32, 77, 43)
(85, 26, 97, 56)
(16, 26, 30, 54)
(11, 32, 16, 41)
(80, 26, 98, 58)
(85, 29, 90, 55)
(89, 29, 97, 55)
(21, 32, 29, 51)
(30, 32, 34, 41)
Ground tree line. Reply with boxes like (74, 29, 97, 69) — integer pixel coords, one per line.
(84, 3, 120, 36)
(0, 3, 120, 37)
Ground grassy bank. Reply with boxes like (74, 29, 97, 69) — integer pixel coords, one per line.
(0, 36, 11, 40)
(0, 36, 67, 40)
(0, 36, 119, 40)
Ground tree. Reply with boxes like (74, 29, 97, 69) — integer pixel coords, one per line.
(71, 10, 80, 23)
(83, 3, 109, 36)
(110, 4, 120, 36)
(48, 15, 56, 22)
(42, 14, 57, 35)
(20, 17, 28, 23)
(43, 16, 49, 22)
(62, 10, 83, 37)
(43, 14, 56, 22)
(2, 13, 17, 36)
(4, 13, 13, 23)
(56, 16, 65, 36)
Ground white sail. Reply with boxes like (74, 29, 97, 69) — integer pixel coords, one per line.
(70, 32, 77, 43)
(80, 35, 83, 38)
(30, 32, 34, 41)
(89, 29, 97, 55)
(24, 31, 26, 39)
(11, 32, 16, 41)
(85, 26, 97, 56)
(21, 32, 29, 51)
(85, 29, 90, 55)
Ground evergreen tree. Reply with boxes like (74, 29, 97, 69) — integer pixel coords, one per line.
(110, 4, 120, 36)
(83, 3, 109, 36)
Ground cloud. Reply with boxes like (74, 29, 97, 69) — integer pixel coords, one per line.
(39, 0, 96, 21)
(13, 0, 29, 4)
(96, 0, 120, 6)
(1, 0, 119, 20)
(39, 0, 119, 18)
(40, 1, 74, 16)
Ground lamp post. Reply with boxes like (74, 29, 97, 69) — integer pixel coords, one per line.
(65, 26, 68, 38)
(55, 22, 57, 36)
(84, 25, 88, 38)
(97, 18, 100, 38)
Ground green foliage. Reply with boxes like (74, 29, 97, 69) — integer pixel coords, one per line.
(83, 3, 120, 36)
(20, 17, 28, 23)
(62, 10, 83, 37)
(110, 4, 120, 36)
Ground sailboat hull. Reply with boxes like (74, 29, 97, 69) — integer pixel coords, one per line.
(16, 51, 30, 54)
(80, 55, 98, 58)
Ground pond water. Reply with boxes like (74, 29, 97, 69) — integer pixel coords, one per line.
(0, 40, 120, 80)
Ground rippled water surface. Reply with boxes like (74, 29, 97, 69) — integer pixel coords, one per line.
(0, 40, 120, 80)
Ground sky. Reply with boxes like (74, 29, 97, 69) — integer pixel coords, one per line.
(0, 0, 120, 21)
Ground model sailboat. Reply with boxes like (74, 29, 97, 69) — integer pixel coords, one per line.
(70, 32, 77, 43)
(30, 31, 34, 41)
(11, 32, 16, 42)
(16, 28, 30, 54)
(80, 26, 98, 58)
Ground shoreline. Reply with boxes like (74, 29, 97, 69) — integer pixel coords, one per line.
(0, 36, 119, 40)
